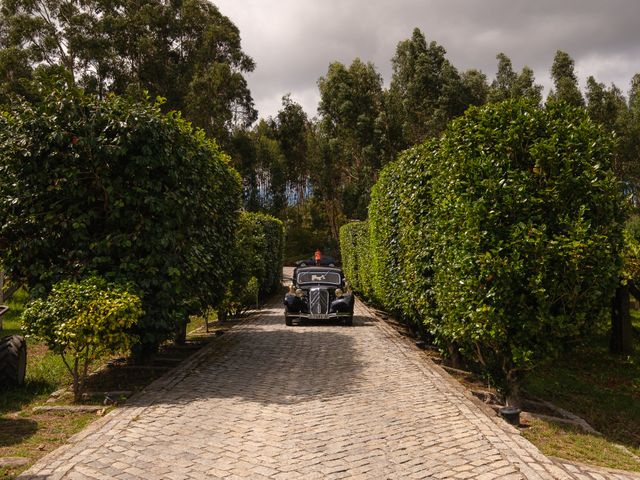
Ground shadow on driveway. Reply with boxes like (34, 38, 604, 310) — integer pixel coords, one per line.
(136, 309, 370, 407)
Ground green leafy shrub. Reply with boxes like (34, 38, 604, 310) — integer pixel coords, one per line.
(623, 216, 640, 281)
(339, 222, 360, 290)
(429, 100, 625, 399)
(220, 212, 284, 317)
(21, 277, 143, 401)
(0, 82, 241, 354)
(255, 214, 286, 296)
(339, 221, 373, 297)
(369, 160, 403, 311)
(342, 100, 626, 401)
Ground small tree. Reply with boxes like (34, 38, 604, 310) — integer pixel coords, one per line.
(22, 277, 143, 401)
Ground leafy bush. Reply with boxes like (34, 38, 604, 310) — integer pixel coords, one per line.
(431, 100, 625, 399)
(339, 221, 372, 297)
(623, 216, 640, 281)
(21, 277, 143, 401)
(369, 160, 403, 311)
(0, 82, 241, 354)
(255, 213, 286, 296)
(341, 100, 626, 401)
(220, 212, 284, 317)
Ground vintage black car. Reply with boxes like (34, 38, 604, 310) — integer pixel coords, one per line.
(284, 266, 355, 326)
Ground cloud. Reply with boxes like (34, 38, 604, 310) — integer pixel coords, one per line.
(216, 0, 640, 119)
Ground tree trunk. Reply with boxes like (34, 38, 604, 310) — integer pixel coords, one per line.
(175, 320, 187, 345)
(504, 366, 522, 407)
(447, 343, 464, 370)
(506, 382, 522, 407)
(72, 358, 81, 403)
(610, 283, 633, 355)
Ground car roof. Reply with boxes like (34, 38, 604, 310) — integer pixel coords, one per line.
(296, 266, 343, 273)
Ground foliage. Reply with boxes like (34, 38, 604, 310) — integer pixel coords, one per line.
(430, 100, 624, 397)
(220, 212, 284, 316)
(388, 28, 469, 147)
(622, 216, 640, 281)
(0, 0, 256, 144)
(255, 213, 286, 296)
(21, 277, 143, 400)
(339, 221, 369, 296)
(585, 73, 640, 199)
(341, 100, 626, 401)
(317, 58, 391, 221)
(0, 81, 241, 353)
(487, 53, 542, 105)
(548, 50, 584, 107)
(368, 158, 403, 311)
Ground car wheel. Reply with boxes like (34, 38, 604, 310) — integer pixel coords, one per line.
(285, 314, 293, 326)
(0, 335, 27, 388)
(343, 315, 353, 326)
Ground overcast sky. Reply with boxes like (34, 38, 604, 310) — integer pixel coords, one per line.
(215, 0, 640, 121)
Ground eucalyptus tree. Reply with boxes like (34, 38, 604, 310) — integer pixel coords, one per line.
(547, 50, 584, 107)
(487, 53, 542, 104)
(270, 95, 311, 204)
(0, 0, 256, 143)
(317, 58, 390, 223)
(388, 28, 468, 147)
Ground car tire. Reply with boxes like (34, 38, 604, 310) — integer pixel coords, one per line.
(0, 335, 27, 388)
(285, 314, 293, 326)
(343, 315, 353, 326)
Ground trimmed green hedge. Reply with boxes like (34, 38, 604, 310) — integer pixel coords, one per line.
(340, 100, 626, 398)
(221, 212, 284, 316)
(254, 213, 286, 296)
(339, 220, 372, 297)
(0, 83, 241, 352)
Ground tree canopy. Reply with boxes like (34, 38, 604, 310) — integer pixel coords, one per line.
(0, 0, 256, 143)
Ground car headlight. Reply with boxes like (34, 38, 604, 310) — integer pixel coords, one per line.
(295, 289, 305, 298)
(335, 288, 343, 298)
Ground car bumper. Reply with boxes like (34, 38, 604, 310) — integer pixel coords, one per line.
(286, 312, 352, 320)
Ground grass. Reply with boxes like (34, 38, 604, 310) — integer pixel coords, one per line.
(1, 290, 83, 479)
(522, 314, 640, 471)
(523, 418, 640, 472)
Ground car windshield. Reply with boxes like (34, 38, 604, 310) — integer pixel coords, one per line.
(296, 269, 342, 286)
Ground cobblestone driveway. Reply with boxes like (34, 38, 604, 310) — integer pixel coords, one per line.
(20, 288, 640, 479)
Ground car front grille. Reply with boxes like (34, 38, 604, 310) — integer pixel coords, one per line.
(309, 288, 329, 315)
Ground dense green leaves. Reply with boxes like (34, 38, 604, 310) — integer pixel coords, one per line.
(431, 101, 624, 393)
(0, 0, 256, 144)
(21, 276, 143, 400)
(220, 212, 285, 316)
(0, 81, 241, 351)
(339, 221, 372, 298)
(341, 100, 626, 399)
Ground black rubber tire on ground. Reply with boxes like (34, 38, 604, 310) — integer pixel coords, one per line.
(0, 335, 27, 388)
(285, 314, 293, 326)
(344, 315, 353, 326)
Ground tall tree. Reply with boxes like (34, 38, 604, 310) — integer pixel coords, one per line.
(488, 53, 542, 104)
(488, 53, 517, 103)
(270, 95, 311, 204)
(618, 75, 640, 194)
(389, 28, 467, 146)
(317, 58, 389, 224)
(548, 50, 584, 107)
(0, 0, 256, 143)
(460, 69, 489, 107)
